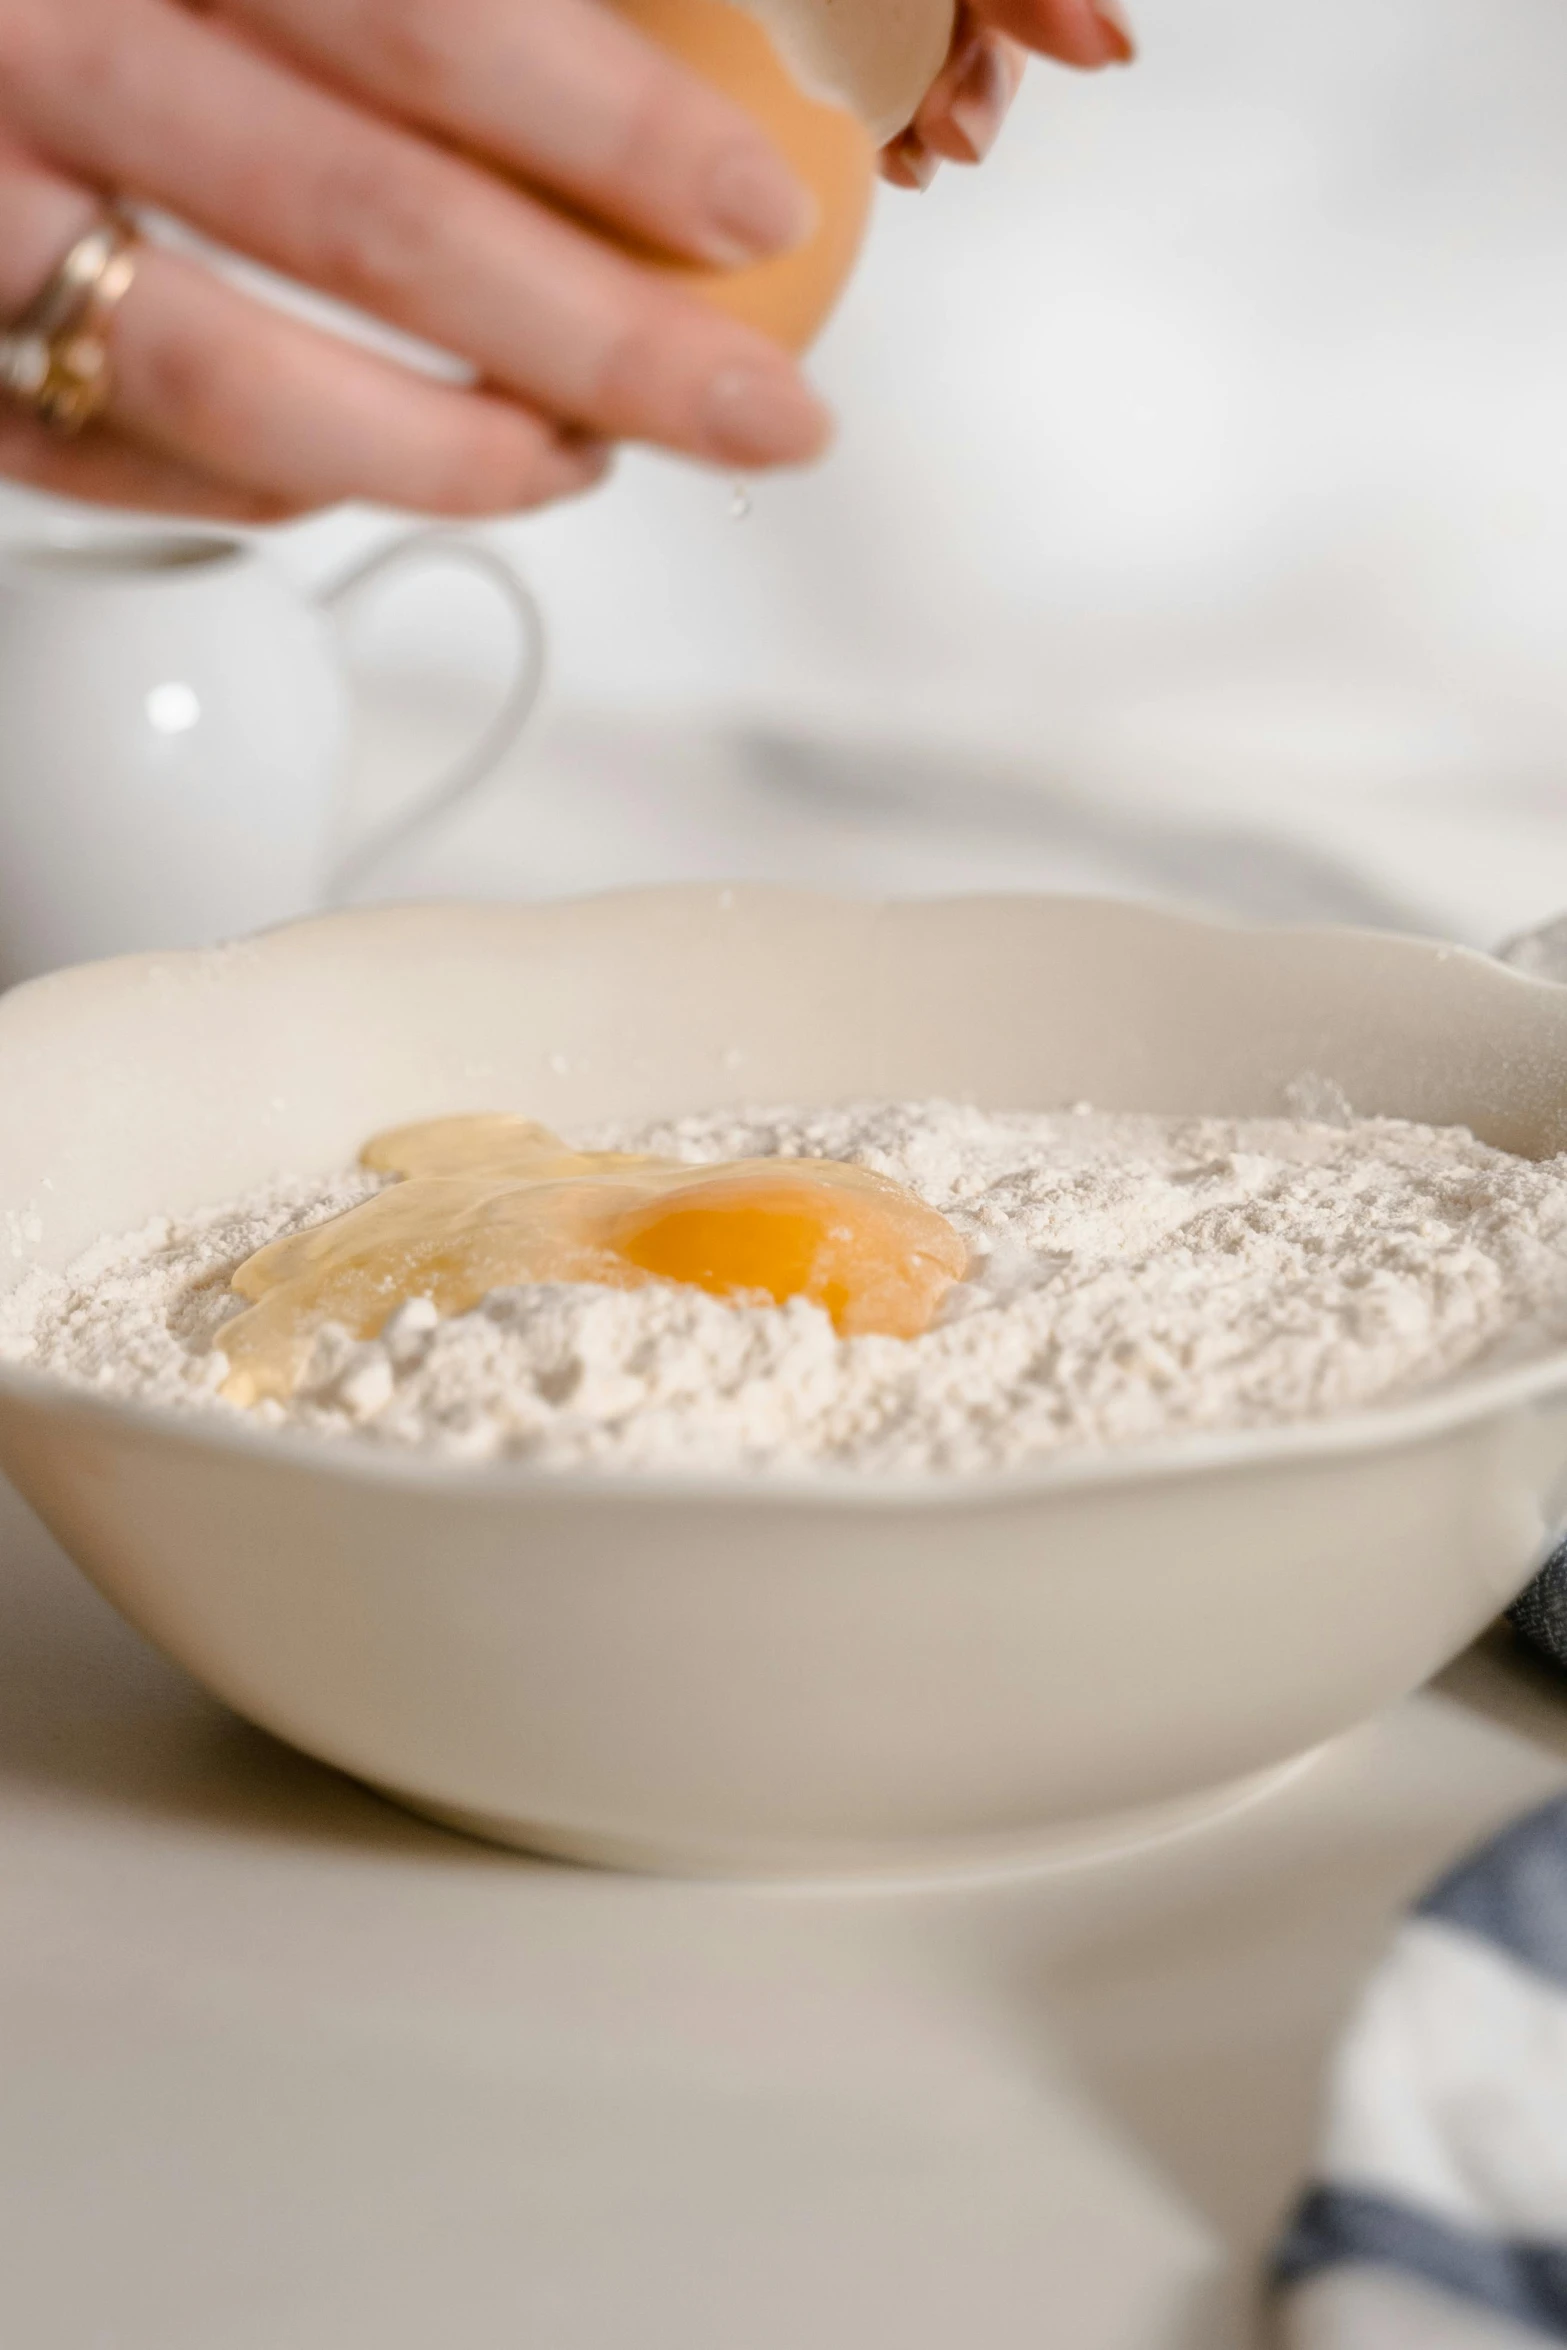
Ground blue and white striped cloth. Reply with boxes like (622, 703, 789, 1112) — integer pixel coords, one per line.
(1274, 1791, 1567, 2346)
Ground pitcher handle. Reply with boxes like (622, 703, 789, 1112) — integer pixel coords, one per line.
(316, 530, 546, 903)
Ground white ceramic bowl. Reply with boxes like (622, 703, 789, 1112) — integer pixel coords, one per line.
(5, 889, 1567, 1878)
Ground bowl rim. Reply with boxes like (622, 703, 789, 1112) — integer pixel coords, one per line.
(3, 1339, 1567, 1509)
(5, 885, 1567, 1511)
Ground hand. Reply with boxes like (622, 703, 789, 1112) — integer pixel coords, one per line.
(882, 0, 1134, 190)
(0, 0, 831, 521)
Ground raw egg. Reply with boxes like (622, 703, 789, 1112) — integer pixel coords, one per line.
(220, 1114, 969, 1405)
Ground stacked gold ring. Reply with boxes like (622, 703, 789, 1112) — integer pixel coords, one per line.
(0, 210, 140, 436)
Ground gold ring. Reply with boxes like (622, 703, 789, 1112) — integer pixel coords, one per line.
(0, 209, 140, 437)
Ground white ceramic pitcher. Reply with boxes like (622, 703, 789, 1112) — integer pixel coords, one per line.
(0, 529, 544, 987)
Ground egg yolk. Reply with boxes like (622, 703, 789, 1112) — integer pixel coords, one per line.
(220, 1114, 968, 1405)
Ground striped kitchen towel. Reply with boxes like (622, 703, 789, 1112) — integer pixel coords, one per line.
(1273, 1794, 1567, 2346)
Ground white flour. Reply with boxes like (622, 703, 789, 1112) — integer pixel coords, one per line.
(7, 1100, 1567, 1477)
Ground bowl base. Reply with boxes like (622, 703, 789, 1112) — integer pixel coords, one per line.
(375, 1744, 1330, 1888)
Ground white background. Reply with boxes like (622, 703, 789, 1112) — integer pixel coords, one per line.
(6, 0, 1567, 941)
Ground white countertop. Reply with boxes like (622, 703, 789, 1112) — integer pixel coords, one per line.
(333, 672, 1567, 956)
(6, 1469, 1567, 2349)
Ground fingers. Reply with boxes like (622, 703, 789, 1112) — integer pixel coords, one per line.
(0, 150, 611, 516)
(913, 22, 1028, 167)
(878, 129, 939, 193)
(3, 0, 830, 468)
(0, 138, 99, 312)
(207, 0, 817, 269)
(0, 140, 286, 514)
(880, 0, 1132, 189)
(0, 413, 303, 524)
(111, 242, 616, 513)
(880, 12, 1025, 186)
(0, 413, 297, 521)
(968, 0, 1133, 69)
(0, 148, 270, 519)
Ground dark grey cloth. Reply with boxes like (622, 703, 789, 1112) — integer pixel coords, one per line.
(1276, 2186, 1567, 2342)
(1418, 1797, 1567, 1993)
(1511, 1543, 1567, 1676)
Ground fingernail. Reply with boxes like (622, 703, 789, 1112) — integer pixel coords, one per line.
(883, 127, 940, 191)
(702, 364, 832, 465)
(944, 42, 1013, 165)
(1089, 0, 1136, 64)
(701, 146, 817, 265)
(557, 434, 616, 485)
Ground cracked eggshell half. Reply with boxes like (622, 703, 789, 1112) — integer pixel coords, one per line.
(610, 0, 955, 347)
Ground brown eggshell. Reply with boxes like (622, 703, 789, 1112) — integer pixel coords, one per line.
(611, 0, 878, 350)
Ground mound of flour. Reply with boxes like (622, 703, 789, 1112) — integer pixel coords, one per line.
(7, 1100, 1567, 1476)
